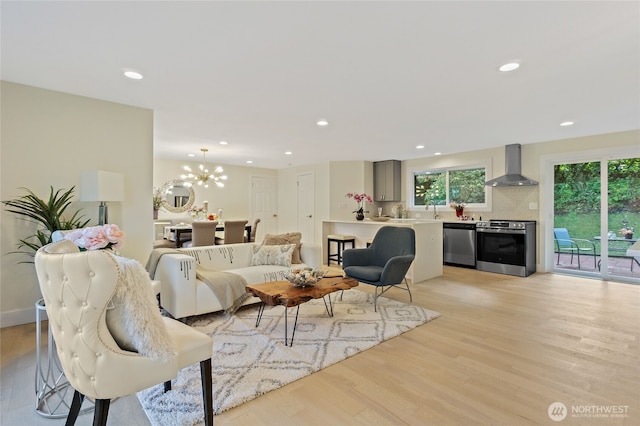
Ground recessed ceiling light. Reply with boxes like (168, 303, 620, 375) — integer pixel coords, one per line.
(246, 160, 253, 164)
(434, 152, 442, 156)
(285, 151, 293, 155)
(187, 153, 195, 157)
(316, 119, 329, 126)
(560, 121, 575, 126)
(123, 70, 143, 79)
(499, 62, 520, 72)
(416, 145, 425, 149)
(219, 141, 228, 145)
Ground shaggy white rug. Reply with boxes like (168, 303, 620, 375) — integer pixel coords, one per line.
(137, 289, 440, 425)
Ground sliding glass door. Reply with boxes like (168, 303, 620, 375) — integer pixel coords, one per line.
(552, 157, 639, 282)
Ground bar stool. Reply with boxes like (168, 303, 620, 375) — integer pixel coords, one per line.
(327, 234, 356, 265)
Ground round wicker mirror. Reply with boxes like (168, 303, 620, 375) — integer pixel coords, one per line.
(160, 180, 195, 213)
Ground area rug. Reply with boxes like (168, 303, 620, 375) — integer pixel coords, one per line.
(137, 289, 440, 425)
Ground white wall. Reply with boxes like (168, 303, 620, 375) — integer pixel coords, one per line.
(1, 81, 154, 327)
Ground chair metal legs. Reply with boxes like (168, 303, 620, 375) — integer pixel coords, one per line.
(373, 278, 412, 312)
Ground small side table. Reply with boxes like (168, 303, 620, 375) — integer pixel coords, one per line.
(35, 298, 93, 418)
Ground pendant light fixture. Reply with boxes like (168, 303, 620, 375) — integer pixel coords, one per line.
(180, 148, 227, 188)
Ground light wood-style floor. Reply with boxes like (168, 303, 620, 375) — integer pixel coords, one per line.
(2, 267, 639, 425)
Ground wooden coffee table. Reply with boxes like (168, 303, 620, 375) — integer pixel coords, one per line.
(246, 276, 358, 346)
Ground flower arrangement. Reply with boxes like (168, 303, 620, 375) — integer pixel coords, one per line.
(346, 192, 373, 213)
(188, 205, 206, 218)
(284, 267, 327, 287)
(64, 224, 125, 251)
(153, 188, 163, 210)
(449, 202, 466, 211)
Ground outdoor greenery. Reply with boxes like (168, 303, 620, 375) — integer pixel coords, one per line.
(2, 186, 90, 262)
(554, 158, 640, 214)
(414, 167, 486, 206)
(554, 158, 640, 255)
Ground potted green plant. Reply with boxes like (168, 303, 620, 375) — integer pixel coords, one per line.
(2, 186, 90, 263)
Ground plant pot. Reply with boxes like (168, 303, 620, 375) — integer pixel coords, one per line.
(356, 211, 365, 221)
(456, 208, 464, 217)
(153, 208, 159, 220)
(625, 233, 633, 239)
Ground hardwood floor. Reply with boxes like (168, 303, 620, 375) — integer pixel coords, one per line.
(2, 267, 639, 425)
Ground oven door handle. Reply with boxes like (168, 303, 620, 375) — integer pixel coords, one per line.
(476, 228, 526, 235)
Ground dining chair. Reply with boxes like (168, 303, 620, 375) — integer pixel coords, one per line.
(184, 221, 218, 247)
(244, 218, 261, 243)
(216, 220, 249, 245)
(553, 227, 597, 269)
(34, 240, 213, 426)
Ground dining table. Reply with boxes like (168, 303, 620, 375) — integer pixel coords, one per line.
(593, 235, 639, 270)
(164, 222, 252, 248)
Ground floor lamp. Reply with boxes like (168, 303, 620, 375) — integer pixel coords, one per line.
(80, 170, 125, 225)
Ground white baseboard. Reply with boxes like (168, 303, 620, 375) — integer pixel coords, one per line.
(0, 306, 45, 328)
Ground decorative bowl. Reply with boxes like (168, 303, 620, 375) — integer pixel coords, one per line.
(284, 268, 327, 287)
(371, 216, 390, 222)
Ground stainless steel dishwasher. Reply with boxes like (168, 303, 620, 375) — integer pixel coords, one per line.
(443, 222, 477, 268)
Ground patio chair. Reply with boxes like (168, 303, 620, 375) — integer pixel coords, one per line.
(553, 228, 596, 269)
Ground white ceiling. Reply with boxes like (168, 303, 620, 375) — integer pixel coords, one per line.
(2, 1, 639, 169)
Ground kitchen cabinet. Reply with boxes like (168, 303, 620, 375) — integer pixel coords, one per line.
(374, 160, 401, 201)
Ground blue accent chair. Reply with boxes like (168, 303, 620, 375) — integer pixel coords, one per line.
(553, 227, 596, 269)
(342, 226, 415, 311)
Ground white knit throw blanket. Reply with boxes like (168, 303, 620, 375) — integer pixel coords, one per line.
(108, 255, 177, 362)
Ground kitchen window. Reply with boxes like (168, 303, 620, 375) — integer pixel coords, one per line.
(412, 165, 488, 209)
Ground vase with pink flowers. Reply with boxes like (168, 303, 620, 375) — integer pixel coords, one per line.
(346, 192, 373, 221)
(63, 224, 125, 252)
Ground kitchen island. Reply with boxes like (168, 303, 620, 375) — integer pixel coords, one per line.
(322, 219, 443, 283)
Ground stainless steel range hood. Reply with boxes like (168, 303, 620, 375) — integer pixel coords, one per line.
(485, 144, 538, 187)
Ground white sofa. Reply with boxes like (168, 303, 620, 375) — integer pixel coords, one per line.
(153, 242, 322, 319)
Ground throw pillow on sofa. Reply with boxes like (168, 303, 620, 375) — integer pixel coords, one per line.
(251, 243, 296, 267)
(262, 232, 303, 264)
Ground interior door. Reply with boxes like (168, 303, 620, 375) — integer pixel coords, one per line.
(297, 173, 315, 243)
(251, 176, 277, 239)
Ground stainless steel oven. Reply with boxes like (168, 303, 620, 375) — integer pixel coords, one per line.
(476, 220, 536, 277)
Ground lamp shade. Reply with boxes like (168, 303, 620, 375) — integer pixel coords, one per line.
(80, 170, 125, 202)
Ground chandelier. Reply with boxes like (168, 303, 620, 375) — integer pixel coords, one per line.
(180, 148, 227, 188)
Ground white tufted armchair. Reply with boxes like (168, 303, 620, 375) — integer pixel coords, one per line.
(34, 240, 214, 426)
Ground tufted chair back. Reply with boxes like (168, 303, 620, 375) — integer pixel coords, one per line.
(34, 240, 178, 400)
(35, 240, 214, 425)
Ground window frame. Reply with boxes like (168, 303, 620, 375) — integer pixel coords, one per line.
(407, 161, 492, 212)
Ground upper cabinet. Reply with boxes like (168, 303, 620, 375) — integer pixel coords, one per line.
(374, 160, 401, 201)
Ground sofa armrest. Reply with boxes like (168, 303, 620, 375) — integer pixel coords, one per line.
(154, 253, 197, 319)
(300, 243, 322, 268)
